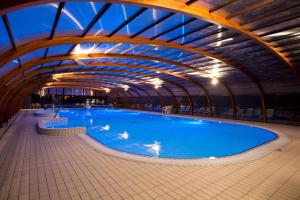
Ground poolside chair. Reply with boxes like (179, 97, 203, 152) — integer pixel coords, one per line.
(179, 105, 186, 113)
(154, 105, 162, 112)
(193, 107, 201, 115)
(267, 109, 274, 119)
(185, 106, 191, 114)
(228, 108, 234, 118)
(237, 108, 245, 118)
(245, 108, 254, 119)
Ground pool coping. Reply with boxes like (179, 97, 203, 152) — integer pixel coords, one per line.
(78, 109, 292, 166)
(38, 117, 86, 136)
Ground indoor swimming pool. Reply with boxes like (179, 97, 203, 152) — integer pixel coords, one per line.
(45, 109, 277, 159)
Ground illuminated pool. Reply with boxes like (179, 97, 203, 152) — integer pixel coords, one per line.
(47, 109, 277, 159)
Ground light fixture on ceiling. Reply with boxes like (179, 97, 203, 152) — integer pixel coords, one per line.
(120, 84, 130, 91)
(46, 82, 54, 86)
(154, 85, 161, 89)
(149, 78, 163, 89)
(104, 88, 111, 93)
(52, 73, 74, 81)
(211, 78, 218, 85)
(39, 88, 45, 97)
(72, 44, 97, 55)
(74, 59, 86, 66)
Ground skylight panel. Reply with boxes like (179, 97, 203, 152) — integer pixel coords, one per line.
(88, 4, 140, 36)
(118, 8, 168, 37)
(47, 45, 74, 57)
(139, 14, 193, 39)
(55, 2, 105, 36)
(0, 19, 12, 53)
(20, 49, 45, 63)
(0, 60, 19, 78)
(8, 4, 57, 45)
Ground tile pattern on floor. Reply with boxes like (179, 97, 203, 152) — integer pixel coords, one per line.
(0, 111, 300, 200)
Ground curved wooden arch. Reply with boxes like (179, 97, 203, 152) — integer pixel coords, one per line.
(47, 79, 161, 107)
(45, 72, 172, 102)
(0, 0, 293, 71)
(50, 72, 180, 106)
(30, 61, 213, 113)
(46, 85, 146, 109)
(0, 72, 169, 120)
(0, 79, 48, 124)
(1, 80, 128, 123)
(0, 77, 126, 120)
(0, 36, 236, 75)
(2, 59, 196, 113)
(41, 69, 195, 113)
(45, 84, 150, 108)
(0, 68, 178, 113)
(0, 36, 258, 114)
(1, 53, 232, 115)
(0, 35, 253, 117)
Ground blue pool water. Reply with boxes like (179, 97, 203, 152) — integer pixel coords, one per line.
(46, 109, 277, 159)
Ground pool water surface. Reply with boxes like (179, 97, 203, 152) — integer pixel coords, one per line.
(46, 109, 277, 159)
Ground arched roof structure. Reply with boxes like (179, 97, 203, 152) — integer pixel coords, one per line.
(0, 0, 300, 124)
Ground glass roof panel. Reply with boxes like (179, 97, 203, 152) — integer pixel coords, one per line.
(55, 2, 105, 36)
(43, 61, 61, 67)
(24, 65, 41, 74)
(47, 45, 73, 57)
(124, 44, 149, 55)
(139, 14, 193, 39)
(0, 60, 19, 77)
(94, 43, 119, 53)
(142, 46, 167, 56)
(165, 51, 192, 62)
(173, 25, 220, 45)
(0, 19, 12, 53)
(110, 43, 136, 54)
(20, 49, 45, 63)
(8, 4, 57, 45)
(155, 48, 181, 58)
(118, 8, 169, 36)
(88, 4, 141, 36)
(156, 20, 211, 42)
(61, 60, 76, 65)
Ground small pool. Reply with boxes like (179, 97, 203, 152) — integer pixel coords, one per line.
(47, 109, 277, 159)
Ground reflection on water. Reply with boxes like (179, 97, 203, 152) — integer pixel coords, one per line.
(48, 109, 277, 158)
(86, 112, 91, 116)
(118, 131, 129, 140)
(188, 120, 203, 125)
(101, 125, 110, 131)
(144, 141, 161, 157)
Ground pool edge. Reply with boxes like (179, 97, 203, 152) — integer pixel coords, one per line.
(78, 111, 292, 166)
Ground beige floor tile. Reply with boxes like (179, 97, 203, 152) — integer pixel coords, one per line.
(0, 111, 300, 200)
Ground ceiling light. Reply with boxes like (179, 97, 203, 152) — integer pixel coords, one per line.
(120, 84, 130, 91)
(154, 85, 161, 89)
(211, 78, 218, 85)
(39, 89, 45, 97)
(72, 44, 97, 55)
(52, 73, 74, 81)
(149, 78, 163, 89)
(74, 59, 86, 66)
(104, 88, 111, 93)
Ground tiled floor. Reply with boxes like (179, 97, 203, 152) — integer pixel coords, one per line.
(0, 111, 300, 200)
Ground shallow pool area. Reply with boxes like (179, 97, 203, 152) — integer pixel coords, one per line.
(44, 109, 278, 159)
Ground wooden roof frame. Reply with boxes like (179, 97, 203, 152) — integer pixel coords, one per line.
(0, 0, 295, 71)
